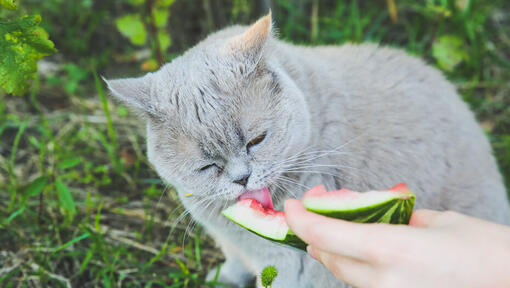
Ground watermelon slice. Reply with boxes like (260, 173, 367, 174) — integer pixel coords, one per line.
(221, 183, 415, 251)
(303, 183, 415, 224)
(222, 198, 307, 250)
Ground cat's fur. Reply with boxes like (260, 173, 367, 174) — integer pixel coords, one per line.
(106, 13, 510, 288)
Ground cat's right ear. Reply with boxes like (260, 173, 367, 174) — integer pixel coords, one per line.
(103, 74, 156, 115)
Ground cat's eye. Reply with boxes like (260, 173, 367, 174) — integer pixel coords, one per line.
(247, 132, 267, 150)
(200, 163, 218, 172)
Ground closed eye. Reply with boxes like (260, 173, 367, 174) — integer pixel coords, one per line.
(247, 132, 267, 150)
(199, 163, 217, 171)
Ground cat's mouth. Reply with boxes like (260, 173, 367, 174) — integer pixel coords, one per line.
(238, 187, 273, 209)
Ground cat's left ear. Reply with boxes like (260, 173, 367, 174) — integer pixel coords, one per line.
(103, 73, 158, 116)
(227, 11, 272, 73)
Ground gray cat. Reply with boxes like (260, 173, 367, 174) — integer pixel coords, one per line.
(105, 13, 510, 288)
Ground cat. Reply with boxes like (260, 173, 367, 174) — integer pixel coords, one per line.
(105, 12, 510, 288)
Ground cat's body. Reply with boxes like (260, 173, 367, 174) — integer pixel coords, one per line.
(107, 14, 510, 288)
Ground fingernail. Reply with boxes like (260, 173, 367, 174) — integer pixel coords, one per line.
(306, 245, 314, 258)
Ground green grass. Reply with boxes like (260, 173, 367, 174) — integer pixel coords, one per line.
(1, 0, 510, 287)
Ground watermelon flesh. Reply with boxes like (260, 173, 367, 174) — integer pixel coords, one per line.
(222, 183, 415, 251)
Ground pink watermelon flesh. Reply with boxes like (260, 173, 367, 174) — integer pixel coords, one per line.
(302, 183, 413, 213)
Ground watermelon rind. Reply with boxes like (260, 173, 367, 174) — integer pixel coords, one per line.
(304, 192, 415, 224)
(222, 204, 307, 251)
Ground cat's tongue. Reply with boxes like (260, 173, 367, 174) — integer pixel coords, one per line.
(238, 187, 273, 210)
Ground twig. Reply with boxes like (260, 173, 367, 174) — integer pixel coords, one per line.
(0, 259, 22, 277)
(29, 263, 71, 288)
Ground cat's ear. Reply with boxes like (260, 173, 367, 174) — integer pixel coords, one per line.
(227, 11, 272, 72)
(103, 74, 156, 115)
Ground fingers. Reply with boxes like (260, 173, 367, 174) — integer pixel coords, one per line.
(284, 199, 402, 259)
(409, 209, 444, 227)
(308, 246, 375, 288)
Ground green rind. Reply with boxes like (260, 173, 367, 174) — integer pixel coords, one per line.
(280, 231, 307, 251)
(305, 194, 415, 224)
(222, 191, 416, 251)
(222, 210, 307, 251)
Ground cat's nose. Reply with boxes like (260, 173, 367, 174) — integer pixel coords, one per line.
(233, 172, 251, 187)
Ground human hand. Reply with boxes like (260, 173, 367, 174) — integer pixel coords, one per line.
(284, 199, 510, 288)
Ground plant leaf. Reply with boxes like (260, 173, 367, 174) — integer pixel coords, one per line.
(58, 157, 83, 170)
(115, 14, 146, 46)
(25, 175, 49, 198)
(157, 30, 171, 52)
(432, 35, 469, 72)
(159, 0, 176, 7)
(55, 178, 76, 216)
(0, 15, 57, 95)
(141, 58, 158, 71)
(261, 266, 278, 287)
(128, 0, 144, 6)
(0, 0, 17, 10)
(153, 9, 169, 28)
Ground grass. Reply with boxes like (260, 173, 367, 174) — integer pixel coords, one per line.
(1, 0, 510, 287)
(0, 74, 223, 287)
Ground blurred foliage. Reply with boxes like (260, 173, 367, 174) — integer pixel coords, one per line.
(0, 0, 509, 287)
(115, 0, 175, 69)
(0, 5, 56, 95)
(432, 35, 469, 72)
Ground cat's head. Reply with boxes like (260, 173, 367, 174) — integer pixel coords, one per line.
(105, 13, 311, 212)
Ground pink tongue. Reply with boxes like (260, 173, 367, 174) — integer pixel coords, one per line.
(238, 187, 273, 210)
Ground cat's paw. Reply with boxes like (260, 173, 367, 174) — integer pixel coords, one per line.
(206, 264, 254, 288)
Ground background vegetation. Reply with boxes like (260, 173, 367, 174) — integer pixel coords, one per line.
(1, 0, 509, 287)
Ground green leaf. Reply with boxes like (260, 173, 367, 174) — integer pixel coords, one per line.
(153, 9, 169, 28)
(52, 233, 89, 253)
(58, 157, 83, 170)
(1, 208, 24, 227)
(159, 0, 176, 7)
(55, 178, 76, 216)
(28, 135, 40, 148)
(261, 266, 278, 288)
(25, 176, 48, 198)
(115, 14, 147, 46)
(116, 106, 128, 117)
(157, 30, 171, 51)
(0, 15, 57, 95)
(128, 0, 145, 6)
(0, 0, 17, 10)
(432, 35, 469, 72)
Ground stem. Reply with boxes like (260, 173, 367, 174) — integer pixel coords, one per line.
(386, 0, 398, 24)
(310, 0, 319, 43)
(203, 0, 215, 32)
(145, 0, 164, 67)
(8, 118, 29, 208)
(93, 70, 121, 173)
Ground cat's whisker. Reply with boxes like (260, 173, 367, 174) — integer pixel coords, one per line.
(169, 194, 220, 235)
(274, 133, 366, 167)
(281, 163, 360, 171)
(275, 176, 311, 193)
(272, 134, 367, 177)
(157, 184, 170, 207)
(279, 169, 355, 182)
(275, 149, 350, 167)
